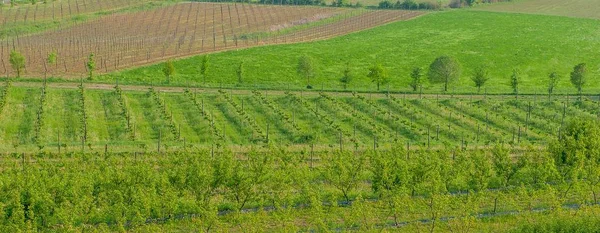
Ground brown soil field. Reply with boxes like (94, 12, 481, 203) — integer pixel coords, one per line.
(0, 2, 423, 78)
(0, 0, 151, 23)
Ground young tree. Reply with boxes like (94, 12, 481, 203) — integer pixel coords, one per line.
(548, 71, 560, 100)
(163, 60, 175, 83)
(367, 62, 388, 91)
(570, 63, 587, 99)
(236, 62, 244, 84)
(339, 62, 353, 90)
(409, 67, 424, 92)
(9, 50, 25, 78)
(45, 52, 57, 79)
(471, 66, 489, 93)
(428, 56, 461, 92)
(200, 55, 209, 84)
(297, 55, 315, 89)
(510, 69, 519, 98)
(86, 53, 95, 81)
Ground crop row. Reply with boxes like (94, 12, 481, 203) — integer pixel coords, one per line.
(78, 82, 88, 142)
(114, 85, 135, 140)
(0, 79, 10, 116)
(185, 89, 226, 144)
(33, 80, 47, 143)
(218, 89, 266, 142)
(148, 87, 180, 140)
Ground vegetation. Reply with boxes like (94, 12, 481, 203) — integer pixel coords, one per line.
(428, 56, 461, 92)
(9, 50, 25, 78)
(367, 61, 389, 91)
(297, 55, 316, 89)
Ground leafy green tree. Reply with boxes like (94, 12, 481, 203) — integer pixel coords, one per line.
(297, 55, 315, 89)
(548, 71, 560, 100)
(367, 62, 388, 91)
(339, 62, 353, 90)
(322, 151, 365, 203)
(86, 53, 95, 81)
(236, 62, 244, 84)
(428, 56, 461, 92)
(162, 60, 175, 83)
(9, 50, 25, 78)
(471, 66, 489, 93)
(200, 55, 209, 84)
(409, 67, 424, 92)
(550, 119, 600, 198)
(570, 63, 587, 98)
(510, 69, 519, 98)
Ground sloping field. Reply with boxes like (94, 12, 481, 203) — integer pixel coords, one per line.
(0, 3, 423, 77)
(0, 0, 151, 23)
(0, 82, 596, 153)
(475, 0, 600, 19)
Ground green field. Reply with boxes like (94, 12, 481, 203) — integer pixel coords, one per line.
(0, 82, 598, 153)
(98, 10, 600, 94)
(3, 0, 600, 232)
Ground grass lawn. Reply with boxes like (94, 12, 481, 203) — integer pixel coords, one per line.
(99, 10, 600, 94)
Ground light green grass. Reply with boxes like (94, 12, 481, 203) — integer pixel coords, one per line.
(101, 10, 600, 94)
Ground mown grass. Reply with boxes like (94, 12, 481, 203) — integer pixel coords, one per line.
(101, 10, 600, 94)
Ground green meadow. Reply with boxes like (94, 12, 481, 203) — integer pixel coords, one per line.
(100, 10, 600, 94)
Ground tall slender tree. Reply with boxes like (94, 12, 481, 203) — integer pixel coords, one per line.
(510, 69, 519, 99)
(339, 62, 353, 90)
(570, 63, 587, 99)
(409, 67, 424, 92)
(297, 55, 315, 89)
(200, 55, 209, 84)
(471, 66, 489, 93)
(9, 50, 25, 78)
(163, 60, 175, 83)
(548, 71, 560, 100)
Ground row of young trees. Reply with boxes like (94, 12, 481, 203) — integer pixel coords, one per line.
(0, 118, 599, 231)
(296, 54, 593, 96)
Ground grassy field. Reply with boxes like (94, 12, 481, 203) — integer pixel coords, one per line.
(0, 82, 597, 153)
(475, 0, 600, 19)
(99, 10, 600, 94)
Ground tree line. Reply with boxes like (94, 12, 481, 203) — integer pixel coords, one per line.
(296, 54, 593, 97)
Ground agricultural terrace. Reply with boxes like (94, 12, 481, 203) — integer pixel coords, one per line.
(0, 2, 423, 77)
(0, 81, 597, 153)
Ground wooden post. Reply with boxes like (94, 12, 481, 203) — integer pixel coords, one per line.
(427, 127, 430, 148)
(104, 144, 108, 156)
(518, 126, 521, 143)
(310, 143, 314, 169)
(436, 124, 440, 140)
(57, 131, 61, 154)
(407, 141, 410, 160)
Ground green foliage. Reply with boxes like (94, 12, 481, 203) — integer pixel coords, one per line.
(339, 62, 353, 90)
(297, 55, 315, 89)
(409, 67, 424, 92)
(9, 50, 25, 78)
(548, 71, 560, 96)
(570, 63, 587, 96)
(162, 60, 175, 83)
(428, 56, 461, 92)
(471, 65, 489, 93)
(367, 62, 388, 91)
(550, 118, 600, 180)
(236, 62, 244, 84)
(200, 55, 209, 83)
(86, 53, 95, 81)
(510, 69, 519, 95)
(47, 52, 57, 65)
